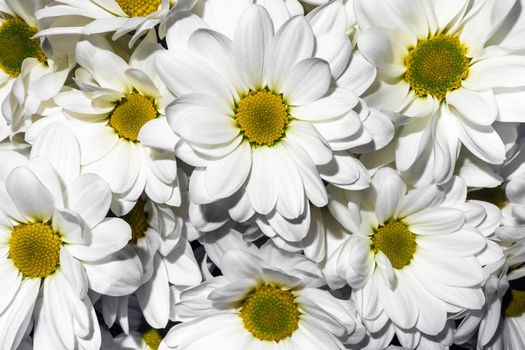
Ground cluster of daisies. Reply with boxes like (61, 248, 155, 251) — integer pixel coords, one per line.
(1, 0, 525, 349)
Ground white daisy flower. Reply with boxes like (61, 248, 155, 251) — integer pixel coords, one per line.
(456, 240, 525, 349)
(0, 151, 143, 350)
(0, 0, 74, 143)
(100, 195, 202, 330)
(26, 32, 181, 215)
(35, 0, 198, 47)
(161, 242, 364, 349)
(147, 1, 392, 243)
(324, 168, 494, 347)
(355, 0, 525, 185)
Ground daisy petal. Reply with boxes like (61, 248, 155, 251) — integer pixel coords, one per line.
(65, 173, 111, 228)
(233, 5, 273, 90)
(281, 58, 331, 106)
(6, 167, 55, 222)
(205, 141, 251, 199)
(406, 207, 465, 235)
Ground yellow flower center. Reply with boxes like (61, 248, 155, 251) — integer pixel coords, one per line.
(115, 0, 162, 17)
(0, 18, 46, 77)
(123, 198, 149, 244)
(9, 222, 61, 279)
(467, 187, 507, 209)
(371, 219, 417, 269)
(239, 284, 300, 342)
(235, 90, 290, 147)
(142, 328, 163, 350)
(504, 289, 525, 318)
(404, 34, 470, 101)
(109, 93, 157, 141)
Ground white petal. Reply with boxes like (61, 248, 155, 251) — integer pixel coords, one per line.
(156, 50, 234, 104)
(465, 55, 525, 90)
(83, 246, 142, 296)
(76, 39, 130, 92)
(374, 172, 406, 223)
(395, 185, 444, 218)
(0, 278, 39, 350)
(220, 250, 263, 281)
(456, 118, 505, 164)
(0, 260, 21, 314)
(290, 87, 359, 122)
(281, 58, 331, 106)
(67, 218, 131, 262)
(52, 208, 88, 245)
(357, 27, 406, 78)
(446, 89, 497, 126)
(64, 173, 112, 228)
(6, 166, 55, 222)
(205, 141, 251, 199)
(136, 255, 170, 328)
(166, 94, 238, 146)
(246, 146, 279, 214)
(138, 117, 179, 151)
(406, 207, 465, 235)
(233, 5, 273, 90)
(30, 123, 80, 185)
(188, 28, 246, 95)
(265, 15, 315, 91)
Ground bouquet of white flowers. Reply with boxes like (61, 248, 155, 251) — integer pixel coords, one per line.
(0, 0, 524, 349)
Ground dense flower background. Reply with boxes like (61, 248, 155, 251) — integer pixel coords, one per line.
(0, 0, 525, 349)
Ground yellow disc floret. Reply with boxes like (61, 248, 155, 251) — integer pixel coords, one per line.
(404, 34, 470, 101)
(0, 18, 46, 77)
(239, 284, 300, 342)
(115, 0, 161, 17)
(9, 222, 61, 278)
(142, 328, 163, 350)
(467, 187, 507, 209)
(371, 219, 417, 269)
(109, 93, 157, 141)
(235, 90, 289, 147)
(505, 289, 525, 318)
(123, 198, 149, 244)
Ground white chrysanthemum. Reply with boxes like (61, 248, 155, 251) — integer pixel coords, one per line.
(324, 168, 498, 348)
(161, 242, 364, 349)
(456, 240, 525, 349)
(100, 195, 202, 330)
(35, 0, 197, 47)
(0, 151, 143, 350)
(26, 32, 181, 215)
(147, 1, 393, 243)
(0, 0, 74, 143)
(356, 0, 525, 186)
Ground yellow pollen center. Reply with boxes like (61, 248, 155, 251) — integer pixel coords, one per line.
(504, 289, 525, 318)
(123, 198, 149, 244)
(142, 328, 163, 350)
(467, 187, 507, 209)
(115, 0, 162, 17)
(239, 284, 300, 342)
(9, 223, 61, 278)
(109, 93, 157, 141)
(0, 18, 46, 77)
(404, 34, 470, 100)
(371, 219, 417, 269)
(235, 90, 289, 147)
